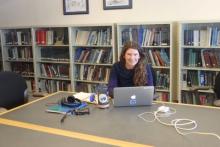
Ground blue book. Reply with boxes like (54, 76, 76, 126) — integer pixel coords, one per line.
(138, 26, 144, 46)
(46, 102, 88, 114)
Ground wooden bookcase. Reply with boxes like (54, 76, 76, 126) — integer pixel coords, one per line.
(0, 27, 35, 94)
(32, 26, 71, 93)
(70, 24, 115, 93)
(117, 22, 174, 102)
(178, 21, 220, 106)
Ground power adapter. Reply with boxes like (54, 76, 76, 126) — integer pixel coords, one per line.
(157, 106, 170, 113)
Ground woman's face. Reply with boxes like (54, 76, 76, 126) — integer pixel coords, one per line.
(124, 48, 140, 69)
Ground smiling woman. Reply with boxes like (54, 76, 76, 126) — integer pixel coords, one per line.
(107, 41, 155, 98)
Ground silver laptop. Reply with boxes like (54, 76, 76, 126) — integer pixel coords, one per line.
(113, 86, 154, 107)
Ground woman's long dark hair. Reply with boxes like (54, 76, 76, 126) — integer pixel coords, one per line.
(120, 41, 147, 86)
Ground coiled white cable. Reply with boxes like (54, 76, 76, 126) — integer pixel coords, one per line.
(138, 106, 220, 140)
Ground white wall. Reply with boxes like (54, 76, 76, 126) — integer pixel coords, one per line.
(0, 0, 220, 27)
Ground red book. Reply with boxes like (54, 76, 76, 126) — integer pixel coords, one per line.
(155, 50, 165, 66)
(203, 51, 211, 68)
(36, 30, 41, 44)
(40, 30, 46, 45)
(209, 51, 218, 67)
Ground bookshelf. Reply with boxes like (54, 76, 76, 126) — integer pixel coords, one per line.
(178, 21, 220, 106)
(0, 27, 35, 94)
(33, 26, 71, 93)
(117, 22, 174, 102)
(70, 24, 115, 93)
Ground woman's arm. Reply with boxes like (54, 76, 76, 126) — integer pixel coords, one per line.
(146, 64, 155, 86)
(107, 65, 118, 98)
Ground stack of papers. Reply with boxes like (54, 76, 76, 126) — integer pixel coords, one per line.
(73, 92, 98, 104)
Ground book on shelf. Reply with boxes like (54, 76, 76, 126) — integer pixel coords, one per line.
(76, 65, 110, 82)
(183, 26, 220, 47)
(74, 47, 112, 64)
(40, 63, 69, 78)
(75, 28, 112, 46)
(54, 28, 69, 45)
(41, 47, 69, 61)
(46, 30, 54, 45)
(184, 70, 216, 87)
(121, 27, 169, 46)
(75, 30, 90, 45)
(182, 70, 187, 88)
(148, 49, 156, 66)
(184, 48, 220, 68)
(146, 52, 168, 71)
(160, 48, 170, 66)
(155, 70, 169, 89)
(96, 49, 104, 63)
(36, 28, 68, 45)
(75, 82, 97, 93)
(157, 92, 170, 102)
(11, 62, 34, 76)
(8, 46, 33, 60)
(38, 79, 71, 93)
(181, 91, 214, 105)
(4, 30, 31, 45)
(154, 50, 165, 66)
(26, 79, 35, 93)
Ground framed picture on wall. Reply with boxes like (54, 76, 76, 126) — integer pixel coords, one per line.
(63, 0, 89, 15)
(103, 0, 132, 10)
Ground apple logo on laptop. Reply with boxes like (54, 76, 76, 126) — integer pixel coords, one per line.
(129, 94, 137, 105)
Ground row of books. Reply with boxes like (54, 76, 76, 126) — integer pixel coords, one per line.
(157, 92, 170, 102)
(183, 27, 220, 46)
(8, 46, 33, 60)
(38, 79, 71, 93)
(74, 47, 112, 64)
(41, 47, 69, 61)
(182, 70, 216, 87)
(11, 62, 34, 76)
(26, 79, 35, 93)
(75, 28, 112, 46)
(75, 65, 111, 82)
(121, 27, 170, 46)
(4, 30, 32, 45)
(75, 82, 98, 93)
(181, 91, 214, 105)
(184, 49, 220, 68)
(36, 28, 68, 45)
(155, 70, 170, 89)
(145, 48, 170, 66)
(40, 63, 69, 78)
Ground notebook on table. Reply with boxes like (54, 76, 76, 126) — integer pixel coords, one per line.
(113, 86, 154, 107)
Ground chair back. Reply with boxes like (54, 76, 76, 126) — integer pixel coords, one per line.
(0, 71, 28, 109)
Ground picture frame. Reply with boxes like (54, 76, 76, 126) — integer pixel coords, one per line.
(63, 0, 89, 15)
(103, 0, 132, 10)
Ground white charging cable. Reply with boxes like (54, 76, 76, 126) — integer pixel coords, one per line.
(138, 105, 220, 140)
